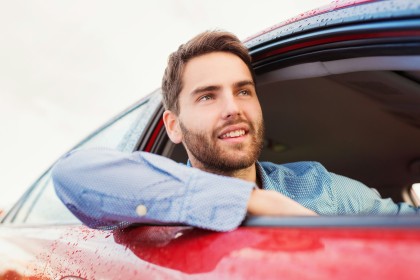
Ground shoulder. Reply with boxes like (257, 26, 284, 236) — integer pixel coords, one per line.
(259, 161, 330, 177)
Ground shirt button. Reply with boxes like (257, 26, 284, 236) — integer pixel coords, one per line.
(136, 205, 147, 216)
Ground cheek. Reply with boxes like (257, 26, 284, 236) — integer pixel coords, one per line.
(179, 110, 211, 133)
(245, 102, 263, 120)
(187, 108, 218, 124)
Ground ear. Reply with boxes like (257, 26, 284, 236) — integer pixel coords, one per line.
(163, 110, 183, 144)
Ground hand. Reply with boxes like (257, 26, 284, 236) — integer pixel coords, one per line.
(247, 189, 318, 216)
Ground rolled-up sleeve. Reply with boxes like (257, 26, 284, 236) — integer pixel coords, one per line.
(51, 148, 254, 231)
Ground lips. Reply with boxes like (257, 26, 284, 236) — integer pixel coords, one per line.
(220, 129, 246, 139)
(218, 124, 250, 140)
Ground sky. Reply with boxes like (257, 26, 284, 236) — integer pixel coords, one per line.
(0, 0, 330, 212)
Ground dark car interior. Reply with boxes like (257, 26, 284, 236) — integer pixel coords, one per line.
(164, 55, 420, 205)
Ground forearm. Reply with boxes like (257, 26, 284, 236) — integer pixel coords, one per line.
(51, 148, 255, 231)
(247, 189, 317, 216)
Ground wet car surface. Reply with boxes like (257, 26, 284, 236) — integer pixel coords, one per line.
(2, 219, 420, 279)
(2, 0, 420, 279)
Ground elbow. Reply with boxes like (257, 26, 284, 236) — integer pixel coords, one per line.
(51, 149, 106, 228)
(51, 151, 73, 196)
(51, 148, 103, 193)
(51, 149, 83, 196)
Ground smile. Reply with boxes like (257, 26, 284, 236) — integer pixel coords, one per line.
(219, 129, 246, 139)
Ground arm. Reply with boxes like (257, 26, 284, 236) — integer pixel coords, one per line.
(52, 148, 316, 232)
(248, 189, 317, 216)
(52, 148, 254, 231)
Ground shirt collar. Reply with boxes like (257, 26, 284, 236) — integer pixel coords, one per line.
(256, 161, 274, 190)
(187, 159, 272, 189)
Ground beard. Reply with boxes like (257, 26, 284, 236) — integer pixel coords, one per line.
(179, 116, 265, 174)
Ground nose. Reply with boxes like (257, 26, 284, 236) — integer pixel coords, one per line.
(222, 92, 241, 119)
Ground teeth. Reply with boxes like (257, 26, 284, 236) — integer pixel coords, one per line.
(221, 130, 245, 139)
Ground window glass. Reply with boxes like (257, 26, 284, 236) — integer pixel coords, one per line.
(14, 93, 161, 225)
(17, 173, 79, 224)
(77, 101, 149, 152)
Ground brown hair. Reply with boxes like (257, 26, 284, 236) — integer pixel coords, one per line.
(161, 30, 255, 114)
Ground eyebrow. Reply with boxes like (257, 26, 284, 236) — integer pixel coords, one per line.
(190, 85, 222, 96)
(233, 80, 255, 88)
(190, 80, 255, 96)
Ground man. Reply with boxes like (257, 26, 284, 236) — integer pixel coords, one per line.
(52, 31, 418, 232)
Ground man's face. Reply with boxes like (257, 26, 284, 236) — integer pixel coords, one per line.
(176, 51, 264, 173)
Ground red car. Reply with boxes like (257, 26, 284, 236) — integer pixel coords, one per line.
(2, 0, 420, 279)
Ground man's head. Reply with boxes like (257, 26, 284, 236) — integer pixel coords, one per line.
(162, 31, 256, 114)
(162, 31, 264, 175)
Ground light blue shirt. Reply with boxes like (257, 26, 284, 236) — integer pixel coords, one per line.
(51, 148, 418, 231)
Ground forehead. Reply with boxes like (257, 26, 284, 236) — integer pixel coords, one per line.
(181, 52, 253, 93)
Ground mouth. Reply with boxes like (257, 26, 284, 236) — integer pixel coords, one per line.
(219, 129, 246, 139)
(218, 124, 250, 142)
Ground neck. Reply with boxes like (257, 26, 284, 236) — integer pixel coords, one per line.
(190, 159, 258, 185)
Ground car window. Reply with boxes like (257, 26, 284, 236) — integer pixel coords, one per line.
(14, 171, 78, 224)
(11, 93, 161, 225)
(257, 61, 420, 205)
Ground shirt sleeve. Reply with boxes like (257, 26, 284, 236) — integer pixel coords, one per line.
(332, 173, 419, 215)
(51, 148, 255, 232)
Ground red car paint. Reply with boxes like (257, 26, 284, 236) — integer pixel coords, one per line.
(253, 30, 420, 62)
(144, 118, 164, 152)
(115, 226, 420, 279)
(1, 225, 420, 279)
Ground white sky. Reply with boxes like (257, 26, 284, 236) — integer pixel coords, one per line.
(0, 0, 329, 212)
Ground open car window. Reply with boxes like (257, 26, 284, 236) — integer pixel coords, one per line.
(256, 56, 420, 204)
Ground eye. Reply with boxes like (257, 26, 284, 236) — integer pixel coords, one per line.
(197, 94, 213, 102)
(238, 89, 251, 96)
